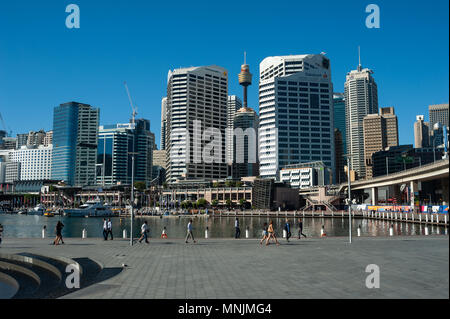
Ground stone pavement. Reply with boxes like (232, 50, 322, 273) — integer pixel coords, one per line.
(0, 235, 448, 299)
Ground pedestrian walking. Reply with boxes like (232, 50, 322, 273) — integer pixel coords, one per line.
(298, 218, 307, 239)
(0, 223, 3, 246)
(138, 221, 149, 244)
(235, 217, 241, 239)
(284, 218, 291, 242)
(185, 219, 196, 243)
(107, 218, 113, 240)
(53, 221, 65, 245)
(102, 218, 108, 240)
(161, 226, 168, 239)
(265, 220, 280, 246)
(259, 222, 268, 245)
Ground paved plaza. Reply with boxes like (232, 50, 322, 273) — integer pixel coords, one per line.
(0, 235, 448, 299)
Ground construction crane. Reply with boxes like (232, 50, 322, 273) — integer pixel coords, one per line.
(124, 81, 138, 125)
(0, 111, 12, 136)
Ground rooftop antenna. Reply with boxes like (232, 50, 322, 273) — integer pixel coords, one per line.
(357, 46, 362, 71)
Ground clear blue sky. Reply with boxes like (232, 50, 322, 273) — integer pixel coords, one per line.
(0, 0, 448, 148)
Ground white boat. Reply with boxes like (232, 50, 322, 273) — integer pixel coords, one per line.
(28, 204, 45, 216)
(64, 200, 115, 217)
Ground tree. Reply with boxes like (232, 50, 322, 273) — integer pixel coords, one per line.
(197, 198, 208, 208)
(225, 180, 234, 187)
(134, 181, 146, 193)
(162, 182, 168, 189)
(211, 199, 219, 207)
(213, 182, 220, 188)
(235, 181, 242, 187)
(226, 199, 232, 208)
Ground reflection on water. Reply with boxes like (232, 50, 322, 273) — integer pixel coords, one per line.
(0, 214, 447, 239)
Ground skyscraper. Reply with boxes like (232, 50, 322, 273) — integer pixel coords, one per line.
(51, 102, 99, 186)
(333, 93, 346, 183)
(429, 103, 449, 128)
(226, 95, 242, 166)
(258, 54, 335, 180)
(160, 97, 167, 150)
(414, 115, 429, 148)
(166, 65, 228, 183)
(363, 107, 398, 179)
(133, 119, 154, 185)
(344, 55, 378, 179)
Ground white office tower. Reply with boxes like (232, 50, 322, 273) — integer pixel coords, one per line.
(258, 54, 335, 180)
(160, 97, 168, 150)
(226, 95, 242, 165)
(9, 145, 53, 181)
(344, 58, 378, 179)
(166, 65, 228, 183)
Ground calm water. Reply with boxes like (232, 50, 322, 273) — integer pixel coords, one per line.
(0, 213, 447, 239)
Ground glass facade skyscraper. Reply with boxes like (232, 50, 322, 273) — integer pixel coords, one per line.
(51, 102, 99, 186)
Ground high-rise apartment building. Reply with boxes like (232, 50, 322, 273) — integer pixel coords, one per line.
(51, 102, 99, 186)
(363, 107, 398, 179)
(166, 65, 228, 183)
(414, 115, 429, 148)
(258, 54, 335, 180)
(345, 60, 378, 179)
(429, 103, 449, 128)
(226, 95, 242, 165)
(26, 130, 46, 147)
(160, 97, 167, 150)
(44, 130, 53, 147)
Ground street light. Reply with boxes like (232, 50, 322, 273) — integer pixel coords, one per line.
(344, 154, 353, 244)
(128, 151, 138, 246)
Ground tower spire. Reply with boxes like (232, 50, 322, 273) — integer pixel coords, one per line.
(357, 46, 362, 71)
(244, 51, 246, 65)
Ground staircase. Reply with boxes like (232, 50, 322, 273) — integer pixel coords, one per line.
(0, 252, 122, 299)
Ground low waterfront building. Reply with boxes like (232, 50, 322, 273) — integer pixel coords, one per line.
(9, 145, 53, 181)
(279, 161, 331, 189)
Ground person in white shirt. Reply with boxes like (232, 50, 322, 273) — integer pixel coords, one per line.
(138, 221, 149, 244)
(102, 218, 108, 241)
(185, 219, 196, 243)
(107, 218, 113, 240)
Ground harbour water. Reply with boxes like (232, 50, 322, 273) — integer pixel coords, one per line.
(0, 213, 447, 239)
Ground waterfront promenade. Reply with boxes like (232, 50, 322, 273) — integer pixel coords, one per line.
(0, 235, 448, 299)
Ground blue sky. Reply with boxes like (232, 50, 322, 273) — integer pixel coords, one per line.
(0, 0, 448, 148)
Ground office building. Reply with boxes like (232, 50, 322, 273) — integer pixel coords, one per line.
(152, 149, 167, 184)
(279, 161, 330, 189)
(0, 137, 17, 150)
(258, 54, 335, 180)
(333, 93, 346, 152)
(160, 97, 167, 150)
(166, 65, 228, 183)
(334, 128, 345, 183)
(16, 133, 28, 149)
(414, 115, 429, 148)
(96, 123, 134, 186)
(363, 107, 398, 179)
(51, 102, 99, 186)
(345, 57, 378, 179)
(9, 145, 53, 181)
(132, 119, 154, 185)
(429, 103, 449, 128)
(226, 95, 242, 165)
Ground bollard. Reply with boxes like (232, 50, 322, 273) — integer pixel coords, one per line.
(424, 226, 429, 236)
(283, 229, 287, 238)
(390, 212, 393, 220)
(437, 215, 439, 224)
(357, 225, 361, 237)
(342, 211, 344, 217)
(205, 227, 209, 239)
(445, 214, 448, 225)
(405, 213, 408, 221)
(395, 213, 398, 220)
(82, 229, 87, 239)
(123, 229, 127, 239)
(445, 227, 448, 236)
(42, 226, 46, 239)
(426, 214, 428, 223)
(321, 211, 324, 217)
(400, 213, 403, 220)
(431, 214, 434, 223)
(419, 214, 422, 223)
(412, 213, 414, 221)
(382, 212, 385, 219)
(246, 226, 249, 239)
(389, 225, 394, 237)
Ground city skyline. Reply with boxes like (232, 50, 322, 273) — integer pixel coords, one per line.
(0, 0, 448, 149)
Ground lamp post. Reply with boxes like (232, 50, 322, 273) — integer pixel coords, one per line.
(344, 154, 353, 243)
(128, 151, 138, 246)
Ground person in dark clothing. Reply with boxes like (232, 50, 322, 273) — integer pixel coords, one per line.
(298, 218, 307, 239)
(102, 218, 108, 240)
(107, 218, 113, 240)
(235, 218, 241, 239)
(284, 218, 292, 242)
(54, 221, 65, 245)
(0, 223, 4, 246)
